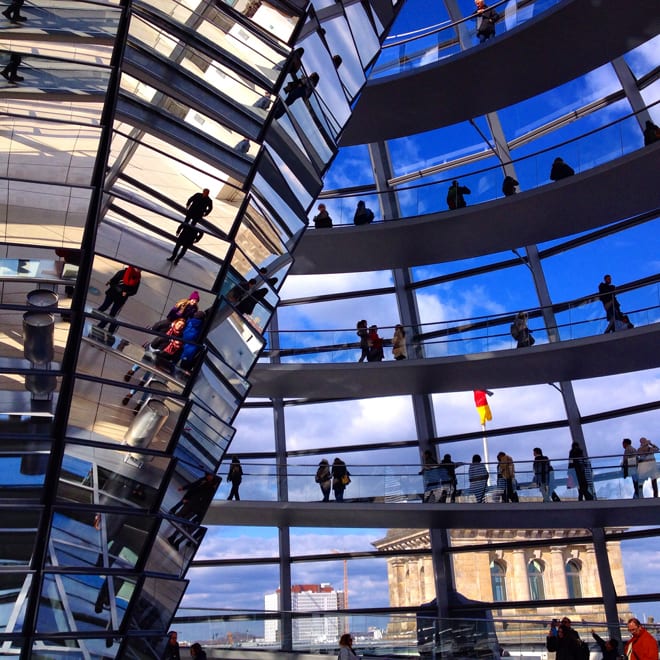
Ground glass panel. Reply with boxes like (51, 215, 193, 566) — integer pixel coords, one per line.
(0, 572, 30, 632)
(127, 576, 188, 633)
(0, 512, 40, 566)
(49, 510, 155, 571)
(36, 571, 136, 633)
(59, 443, 169, 510)
(206, 308, 265, 377)
(0, 451, 48, 499)
(192, 362, 243, 424)
(176, 403, 235, 473)
(66, 378, 184, 448)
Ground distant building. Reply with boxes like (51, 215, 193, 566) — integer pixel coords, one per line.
(265, 584, 346, 644)
(373, 528, 630, 637)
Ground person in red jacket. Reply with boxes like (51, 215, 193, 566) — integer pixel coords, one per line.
(624, 618, 658, 660)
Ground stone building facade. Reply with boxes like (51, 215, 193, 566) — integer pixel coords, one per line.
(373, 528, 629, 636)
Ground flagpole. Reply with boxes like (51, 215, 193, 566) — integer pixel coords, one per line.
(481, 423, 491, 486)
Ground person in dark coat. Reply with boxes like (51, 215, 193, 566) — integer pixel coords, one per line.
(591, 630, 618, 660)
(227, 457, 244, 500)
(96, 265, 141, 334)
(190, 642, 207, 659)
(598, 274, 624, 331)
(353, 200, 375, 225)
(446, 180, 471, 209)
(643, 119, 659, 146)
(162, 631, 181, 660)
(547, 624, 582, 660)
(550, 157, 575, 181)
(502, 175, 519, 196)
(313, 203, 333, 228)
(184, 188, 213, 224)
(168, 472, 220, 549)
(331, 457, 349, 502)
(315, 459, 332, 502)
(475, 0, 500, 43)
(568, 442, 593, 501)
(167, 222, 204, 265)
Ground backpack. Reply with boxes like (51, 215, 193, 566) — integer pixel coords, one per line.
(365, 208, 374, 223)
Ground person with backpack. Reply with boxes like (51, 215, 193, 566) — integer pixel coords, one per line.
(446, 180, 471, 209)
(510, 311, 534, 348)
(353, 200, 375, 225)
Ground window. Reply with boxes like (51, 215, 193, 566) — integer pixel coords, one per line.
(566, 559, 582, 599)
(490, 560, 507, 601)
(528, 559, 545, 600)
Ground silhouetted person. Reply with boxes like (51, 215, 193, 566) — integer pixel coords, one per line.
(253, 92, 271, 109)
(598, 274, 624, 330)
(353, 200, 374, 225)
(162, 631, 181, 660)
(510, 311, 534, 347)
(313, 203, 332, 228)
(227, 457, 243, 500)
(446, 180, 470, 209)
(234, 138, 250, 154)
(1, 52, 23, 83)
(2, 0, 26, 22)
(331, 457, 349, 502)
(568, 442, 593, 501)
(168, 472, 220, 549)
(284, 72, 319, 106)
(475, 0, 500, 43)
(622, 438, 640, 498)
(643, 119, 659, 146)
(550, 157, 575, 181)
(183, 188, 213, 224)
(167, 221, 203, 265)
(502, 175, 519, 196)
(591, 630, 618, 660)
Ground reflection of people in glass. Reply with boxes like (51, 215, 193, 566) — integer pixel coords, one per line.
(2, 0, 26, 22)
(167, 472, 220, 550)
(96, 265, 141, 334)
(1, 52, 23, 83)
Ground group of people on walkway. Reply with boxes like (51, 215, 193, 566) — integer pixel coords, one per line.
(622, 437, 659, 498)
(315, 458, 350, 502)
(356, 321, 407, 362)
(311, 200, 376, 228)
(546, 617, 658, 660)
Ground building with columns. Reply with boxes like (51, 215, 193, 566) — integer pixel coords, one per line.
(374, 528, 629, 636)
